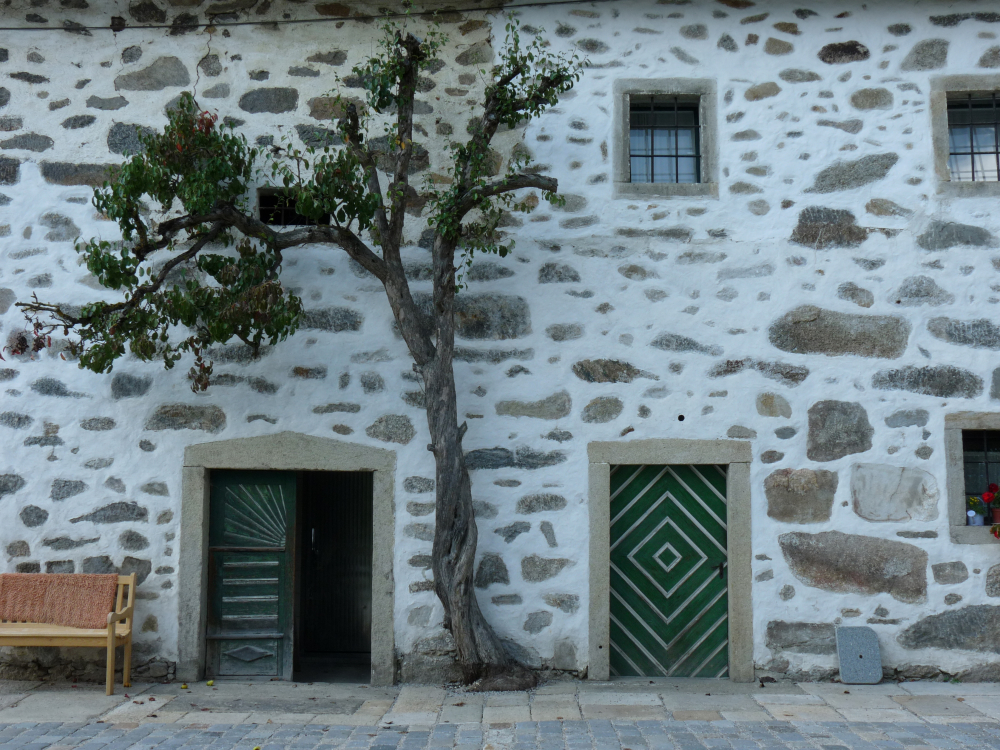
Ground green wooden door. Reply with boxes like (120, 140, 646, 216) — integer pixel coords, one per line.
(609, 465, 729, 678)
(207, 471, 296, 678)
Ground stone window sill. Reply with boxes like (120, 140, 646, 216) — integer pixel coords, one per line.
(613, 181, 718, 200)
(950, 525, 998, 545)
(938, 180, 1000, 198)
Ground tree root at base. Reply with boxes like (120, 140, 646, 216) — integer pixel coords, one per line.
(466, 663, 540, 692)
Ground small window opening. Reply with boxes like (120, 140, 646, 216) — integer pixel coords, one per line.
(258, 189, 329, 226)
(947, 93, 1000, 182)
(962, 429, 1000, 495)
(629, 95, 701, 184)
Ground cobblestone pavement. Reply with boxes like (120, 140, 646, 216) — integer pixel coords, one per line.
(4, 718, 1000, 750)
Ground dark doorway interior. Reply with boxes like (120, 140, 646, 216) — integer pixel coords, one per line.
(295, 471, 374, 682)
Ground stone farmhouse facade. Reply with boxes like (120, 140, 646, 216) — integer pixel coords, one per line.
(1, 0, 1000, 685)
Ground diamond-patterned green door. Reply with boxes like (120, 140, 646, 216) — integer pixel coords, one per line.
(610, 465, 729, 678)
(207, 471, 296, 679)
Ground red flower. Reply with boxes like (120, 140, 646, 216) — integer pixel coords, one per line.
(990, 483, 999, 493)
(984, 491, 996, 504)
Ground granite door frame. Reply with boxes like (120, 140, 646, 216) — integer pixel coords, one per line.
(177, 431, 396, 685)
(587, 439, 753, 682)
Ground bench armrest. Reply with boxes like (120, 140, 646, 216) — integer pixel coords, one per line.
(107, 606, 133, 626)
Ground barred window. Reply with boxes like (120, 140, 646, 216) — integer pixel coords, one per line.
(963, 430, 1000, 496)
(947, 94, 1000, 182)
(629, 96, 700, 184)
(258, 189, 329, 226)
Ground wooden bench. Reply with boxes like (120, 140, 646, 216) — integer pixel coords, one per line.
(0, 573, 135, 695)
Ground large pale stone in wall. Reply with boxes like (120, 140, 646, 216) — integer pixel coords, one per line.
(916, 221, 995, 250)
(365, 415, 415, 445)
(893, 276, 954, 307)
(0, 474, 26, 498)
(496, 391, 571, 419)
(932, 562, 968, 585)
(807, 400, 873, 462)
(465, 446, 566, 470)
(238, 88, 299, 114)
(521, 554, 573, 582)
(765, 469, 838, 524)
(769, 305, 909, 359)
(474, 553, 508, 588)
(805, 153, 898, 193)
(650, 333, 722, 356)
(872, 365, 983, 398)
(898, 606, 1000, 652)
(779, 531, 928, 603)
(790, 207, 870, 248)
(849, 88, 893, 110)
(766, 621, 836, 654)
(582, 396, 623, 423)
(708, 358, 809, 387)
(145, 404, 226, 433)
(756, 392, 792, 417)
(928, 318, 1000, 349)
(850, 464, 939, 522)
(70, 501, 148, 524)
(572, 359, 655, 383)
(114, 57, 190, 91)
(900, 39, 949, 70)
(414, 293, 530, 340)
(818, 40, 870, 63)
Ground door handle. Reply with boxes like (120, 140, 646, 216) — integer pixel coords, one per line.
(718, 561, 726, 579)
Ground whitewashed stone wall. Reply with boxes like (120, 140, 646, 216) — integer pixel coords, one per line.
(1, 0, 1000, 682)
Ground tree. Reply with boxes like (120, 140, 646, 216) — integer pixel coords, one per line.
(18, 16, 582, 689)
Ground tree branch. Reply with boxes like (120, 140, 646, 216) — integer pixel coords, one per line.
(340, 102, 389, 243)
(387, 33, 427, 244)
(457, 172, 557, 217)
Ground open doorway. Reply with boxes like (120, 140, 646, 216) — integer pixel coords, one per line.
(294, 471, 374, 682)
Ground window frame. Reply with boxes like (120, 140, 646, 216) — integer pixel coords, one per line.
(945, 412, 1000, 544)
(612, 78, 718, 199)
(931, 74, 1000, 198)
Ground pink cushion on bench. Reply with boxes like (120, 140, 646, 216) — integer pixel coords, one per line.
(0, 574, 118, 629)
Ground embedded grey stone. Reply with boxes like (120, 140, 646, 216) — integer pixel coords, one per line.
(454, 347, 533, 364)
(817, 119, 863, 134)
(987, 566, 1000, 597)
(61, 115, 97, 130)
(516, 494, 566, 514)
(41, 162, 117, 187)
(15, 563, 40, 574)
(82, 555, 116, 574)
(140, 481, 169, 496)
(780, 531, 927, 603)
(80, 417, 116, 431)
(850, 464, 939, 522)
(105, 477, 126, 494)
(765, 468, 838, 524)
(761, 450, 785, 464)
(718, 33, 738, 52)
(576, 38, 609, 54)
(495, 521, 530, 543)
(745, 82, 781, 101)
(413, 293, 530, 340)
(360, 372, 384, 394)
(407, 502, 434, 517)
(46, 561, 75, 574)
(51, 479, 87, 501)
(866, 198, 912, 217)
(894, 276, 954, 307)
(850, 88, 893, 110)
(114, 56, 190, 91)
(307, 50, 347, 66)
(0, 155, 18, 184)
(837, 282, 874, 308)
(917, 221, 995, 250)
(524, 611, 553, 634)
(239, 88, 299, 114)
(708, 358, 809, 387)
(474, 553, 509, 588)
(312, 403, 362, 414)
(84, 458, 114, 470)
(521, 554, 573, 582)
(546, 324, 583, 342)
(779, 68, 822, 83)
(538, 263, 581, 283)
(366, 414, 415, 445)
(71, 501, 148, 524)
(295, 124, 337, 148)
(139, 440, 156, 452)
(769, 305, 909, 359)
(404, 523, 433, 542)
(129, 1, 166, 22)
(31, 378, 83, 397)
(404, 476, 434, 493)
(790, 207, 870, 248)
(0, 290, 15, 313)
(818, 41, 870, 63)
(807, 400, 873, 462)
(979, 47, 1000, 68)
(111, 373, 152, 399)
(618, 264, 658, 280)
(108, 122, 155, 155)
(765, 38, 794, 55)
(198, 53, 222, 77)
(145, 404, 226, 433)
(492, 594, 522, 606)
(119, 530, 149, 551)
(717, 263, 774, 281)
(0, 413, 32, 429)
(300, 307, 363, 332)
(766, 621, 836, 655)
(6, 541, 29, 557)
(898, 606, 1000, 652)
(572, 359, 655, 383)
(19, 505, 47, 527)
(932, 562, 968, 585)
(779, 585, 795, 600)
(496, 391, 571, 420)
(582, 396, 624, 423)
(122, 46, 143, 63)
(681, 23, 707, 39)
(900, 39, 949, 70)
(543, 593, 579, 613)
(806, 153, 898, 193)
(872, 366, 983, 398)
(728, 425, 757, 438)
(466, 262, 515, 282)
(473, 500, 499, 519)
(946, 593, 963, 605)
(650, 333, 722, 356)
(38, 213, 79, 242)
(540, 521, 557, 547)
(120, 556, 152, 585)
(456, 41, 492, 65)
(885, 409, 929, 428)
(87, 95, 129, 110)
(465, 446, 566, 471)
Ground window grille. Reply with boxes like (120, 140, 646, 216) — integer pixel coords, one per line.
(963, 430, 1000, 495)
(629, 96, 700, 184)
(258, 190, 329, 226)
(947, 94, 1000, 182)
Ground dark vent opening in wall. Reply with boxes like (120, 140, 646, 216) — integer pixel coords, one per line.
(258, 189, 330, 226)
